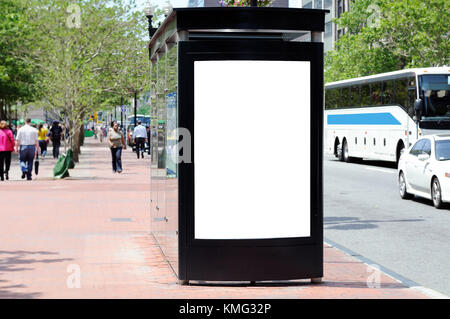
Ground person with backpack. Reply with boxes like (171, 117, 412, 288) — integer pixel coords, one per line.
(49, 120, 63, 159)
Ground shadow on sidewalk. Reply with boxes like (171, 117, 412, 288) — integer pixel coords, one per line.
(0, 250, 73, 299)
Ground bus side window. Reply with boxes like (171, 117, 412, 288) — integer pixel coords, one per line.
(325, 89, 332, 110)
(361, 84, 371, 106)
(407, 76, 417, 117)
(395, 78, 408, 109)
(341, 87, 350, 108)
(371, 82, 382, 105)
(383, 80, 395, 104)
(407, 89, 416, 117)
(325, 88, 339, 109)
(350, 85, 361, 107)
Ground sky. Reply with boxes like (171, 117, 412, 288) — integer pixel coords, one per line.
(135, 0, 189, 11)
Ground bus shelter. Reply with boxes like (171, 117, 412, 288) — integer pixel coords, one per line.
(149, 7, 327, 284)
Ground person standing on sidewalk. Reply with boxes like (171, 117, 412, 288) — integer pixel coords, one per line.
(98, 125, 104, 143)
(0, 121, 15, 181)
(108, 122, 126, 173)
(49, 120, 63, 159)
(37, 123, 48, 159)
(15, 118, 39, 180)
(132, 120, 147, 159)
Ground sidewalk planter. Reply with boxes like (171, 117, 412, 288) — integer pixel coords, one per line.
(149, 7, 326, 284)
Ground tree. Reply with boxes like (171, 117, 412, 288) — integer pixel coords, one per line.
(220, 0, 273, 6)
(0, 0, 40, 120)
(24, 0, 149, 161)
(325, 0, 450, 83)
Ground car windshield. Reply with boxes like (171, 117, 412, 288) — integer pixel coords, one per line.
(435, 140, 450, 161)
(419, 75, 450, 120)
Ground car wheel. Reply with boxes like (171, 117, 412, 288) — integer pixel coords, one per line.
(431, 177, 444, 209)
(399, 171, 413, 199)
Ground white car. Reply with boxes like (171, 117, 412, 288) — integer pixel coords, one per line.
(398, 134, 450, 208)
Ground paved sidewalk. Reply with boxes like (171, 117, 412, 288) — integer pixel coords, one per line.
(0, 138, 435, 298)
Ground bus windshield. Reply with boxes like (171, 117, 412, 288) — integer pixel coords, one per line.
(420, 75, 450, 120)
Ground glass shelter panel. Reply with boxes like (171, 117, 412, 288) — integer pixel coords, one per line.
(150, 44, 180, 276)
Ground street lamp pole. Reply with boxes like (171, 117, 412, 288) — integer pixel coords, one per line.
(120, 96, 123, 131)
(134, 92, 137, 128)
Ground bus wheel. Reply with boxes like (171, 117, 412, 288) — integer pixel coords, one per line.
(342, 139, 350, 163)
(335, 138, 341, 159)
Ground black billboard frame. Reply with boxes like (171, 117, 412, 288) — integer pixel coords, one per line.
(177, 40, 324, 283)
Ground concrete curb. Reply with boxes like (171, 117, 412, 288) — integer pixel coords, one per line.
(324, 237, 449, 299)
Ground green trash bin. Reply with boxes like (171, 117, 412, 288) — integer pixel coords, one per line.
(53, 149, 75, 179)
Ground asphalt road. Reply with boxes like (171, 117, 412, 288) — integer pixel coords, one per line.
(324, 155, 450, 296)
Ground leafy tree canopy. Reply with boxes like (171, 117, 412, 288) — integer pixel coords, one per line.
(325, 0, 450, 83)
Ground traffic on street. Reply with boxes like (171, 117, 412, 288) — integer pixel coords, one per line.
(324, 154, 450, 296)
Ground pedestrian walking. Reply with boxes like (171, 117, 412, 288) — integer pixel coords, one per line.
(108, 122, 126, 173)
(132, 120, 147, 159)
(0, 121, 15, 181)
(49, 120, 63, 159)
(98, 125, 104, 143)
(37, 123, 48, 159)
(15, 118, 39, 181)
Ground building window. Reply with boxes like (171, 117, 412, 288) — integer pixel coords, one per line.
(337, 0, 345, 18)
(314, 0, 323, 9)
(302, 0, 313, 8)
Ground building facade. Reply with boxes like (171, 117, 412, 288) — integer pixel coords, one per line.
(300, 0, 351, 53)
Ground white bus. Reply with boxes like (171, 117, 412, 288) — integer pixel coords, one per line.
(324, 67, 450, 164)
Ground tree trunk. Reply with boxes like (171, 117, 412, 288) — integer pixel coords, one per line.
(79, 123, 84, 147)
(72, 127, 80, 163)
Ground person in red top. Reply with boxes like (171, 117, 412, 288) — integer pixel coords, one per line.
(0, 120, 15, 181)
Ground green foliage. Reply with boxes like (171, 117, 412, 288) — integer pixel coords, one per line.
(12, 0, 158, 160)
(0, 0, 40, 104)
(220, 0, 272, 6)
(137, 105, 150, 115)
(325, 0, 450, 83)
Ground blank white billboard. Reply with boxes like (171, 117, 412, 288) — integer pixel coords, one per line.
(194, 60, 310, 239)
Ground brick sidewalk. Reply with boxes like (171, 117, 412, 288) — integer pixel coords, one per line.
(0, 138, 433, 298)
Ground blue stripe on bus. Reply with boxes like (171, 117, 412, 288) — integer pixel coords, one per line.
(327, 113, 401, 125)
